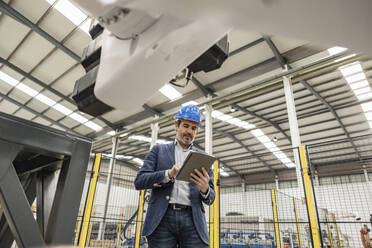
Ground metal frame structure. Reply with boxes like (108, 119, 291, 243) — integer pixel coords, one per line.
(0, 112, 91, 247)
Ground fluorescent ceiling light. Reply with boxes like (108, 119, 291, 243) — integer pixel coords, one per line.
(263, 142, 276, 149)
(250, 129, 265, 137)
(356, 93, 372, 101)
(328, 46, 347, 55)
(345, 73, 366, 84)
(159, 84, 182, 100)
(211, 110, 224, 118)
(361, 102, 372, 112)
(0, 71, 18, 86)
(269, 147, 280, 152)
(257, 135, 270, 143)
(35, 94, 56, 106)
(274, 152, 287, 159)
(53, 103, 73, 115)
(219, 168, 229, 177)
(286, 163, 296, 168)
(133, 158, 144, 165)
(182, 101, 198, 106)
(235, 121, 249, 127)
(69, 112, 88, 123)
(107, 131, 116, 136)
(156, 139, 169, 144)
(365, 112, 372, 121)
(84, 121, 102, 131)
(242, 124, 256, 130)
(130, 135, 152, 143)
(216, 114, 233, 121)
(280, 158, 291, 164)
(354, 87, 371, 96)
(46, 0, 90, 33)
(369, 121, 372, 129)
(226, 118, 243, 125)
(335, 54, 356, 63)
(16, 83, 39, 97)
(119, 132, 129, 137)
(339, 63, 362, 77)
(350, 80, 369, 90)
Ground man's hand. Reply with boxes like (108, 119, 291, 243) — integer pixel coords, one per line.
(190, 167, 209, 194)
(168, 164, 181, 178)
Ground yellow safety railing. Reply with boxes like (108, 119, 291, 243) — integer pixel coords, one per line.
(332, 213, 342, 248)
(271, 189, 281, 248)
(86, 205, 96, 246)
(299, 145, 321, 248)
(74, 206, 83, 246)
(78, 153, 102, 247)
(116, 207, 125, 247)
(135, 190, 145, 248)
(209, 161, 220, 248)
(293, 197, 302, 248)
(323, 209, 334, 248)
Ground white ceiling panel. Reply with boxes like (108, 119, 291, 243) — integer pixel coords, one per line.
(31, 49, 76, 84)
(13, 108, 36, 120)
(26, 98, 50, 112)
(38, 7, 76, 42)
(44, 107, 65, 120)
(63, 29, 90, 58)
(52, 64, 83, 95)
(0, 16, 30, 58)
(0, 99, 19, 114)
(8, 32, 54, 72)
(12, 0, 51, 24)
(33, 116, 51, 127)
(73, 124, 92, 135)
(59, 115, 80, 128)
(8, 87, 33, 104)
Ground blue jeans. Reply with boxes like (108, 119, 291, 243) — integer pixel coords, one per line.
(147, 207, 208, 248)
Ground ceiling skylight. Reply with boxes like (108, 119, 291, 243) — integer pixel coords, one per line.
(208, 109, 294, 168)
(219, 168, 229, 177)
(182, 101, 198, 106)
(159, 84, 182, 100)
(46, 0, 91, 34)
(0, 70, 103, 131)
(129, 135, 169, 144)
(328, 46, 347, 55)
(339, 62, 372, 129)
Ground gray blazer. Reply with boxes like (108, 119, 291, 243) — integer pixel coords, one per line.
(134, 142, 215, 244)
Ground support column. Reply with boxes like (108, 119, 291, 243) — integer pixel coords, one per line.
(283, 67, 304, 196)
(275, 176, 279, 191)
(98, 134, 119, 240)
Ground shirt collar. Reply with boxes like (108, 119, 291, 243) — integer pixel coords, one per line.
(174, 139, 193, 151)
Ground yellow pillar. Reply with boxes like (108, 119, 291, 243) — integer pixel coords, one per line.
(299, 145, 321, 248)
(271, 189, 281, 248)
(78, 153, 102, 247)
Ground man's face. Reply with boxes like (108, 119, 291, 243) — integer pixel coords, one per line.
(175, 119, 199, 147)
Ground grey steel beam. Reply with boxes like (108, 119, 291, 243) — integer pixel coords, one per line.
(300, 80, 363, 162)
(191, 77, 216, 97)
(0, 0, 80, 61)
(0, 91, 80, 135)
(0, 57, 116, 130)
(263, 35, 286, 68)
(231, 103, 291, 143)
(229, 37, 265, 57)
(143, 104, 164, 116)
(213, 128, 276, 174)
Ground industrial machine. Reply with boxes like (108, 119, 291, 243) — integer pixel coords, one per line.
(70, 0, 372, 117)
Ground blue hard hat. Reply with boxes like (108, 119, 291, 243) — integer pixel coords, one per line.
(174, 104, 201, 124)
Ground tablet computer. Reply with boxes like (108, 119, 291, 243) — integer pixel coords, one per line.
(176, 151, 216, 182)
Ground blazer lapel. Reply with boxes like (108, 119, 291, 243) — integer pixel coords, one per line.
(165, 143, 175, 167)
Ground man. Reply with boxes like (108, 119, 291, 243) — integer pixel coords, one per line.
(134, 104, 215, 248)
